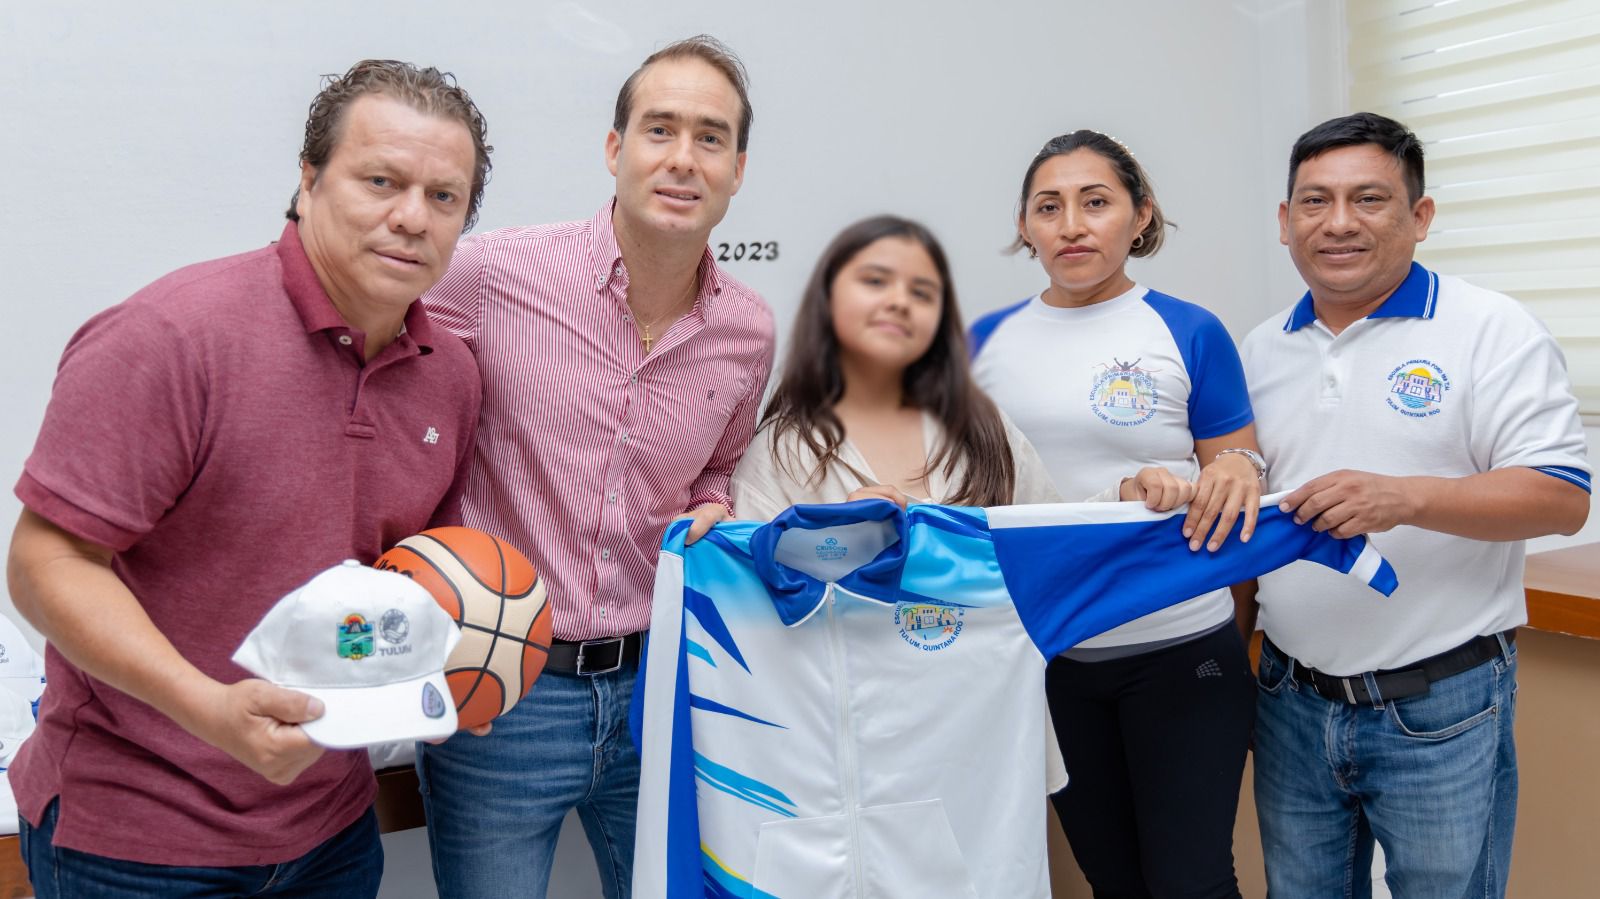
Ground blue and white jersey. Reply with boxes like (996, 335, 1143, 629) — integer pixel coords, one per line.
(630, 495, 1396, 899)
(970, 285, 1254, 648)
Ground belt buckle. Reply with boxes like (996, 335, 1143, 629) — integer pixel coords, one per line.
(1313, 673, 1363, 705)
(575, 637, 624, 676)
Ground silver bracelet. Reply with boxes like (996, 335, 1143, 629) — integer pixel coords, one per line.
(1215, 447, 1268, 481)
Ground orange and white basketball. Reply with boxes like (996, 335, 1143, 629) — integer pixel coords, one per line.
(375, 527, 551, 729)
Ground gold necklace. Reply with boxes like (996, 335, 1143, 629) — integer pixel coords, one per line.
(632, 274, 698, 354)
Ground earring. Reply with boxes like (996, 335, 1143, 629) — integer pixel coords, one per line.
(1131, 234, 1145, 250)
(1027, 244, 1038, 258)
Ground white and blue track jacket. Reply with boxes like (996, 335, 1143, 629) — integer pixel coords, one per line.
(630, 495, 1397, 899)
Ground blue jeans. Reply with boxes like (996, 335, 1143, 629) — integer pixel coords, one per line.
(19, 798, 382, 898)
(418, 663, 640, 899)
(1253, 635, 1517, 899)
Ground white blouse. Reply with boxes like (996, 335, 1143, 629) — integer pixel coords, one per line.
(731, 410, 1064, 521)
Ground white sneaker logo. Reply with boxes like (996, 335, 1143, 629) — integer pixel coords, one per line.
(422, 426, 440, 445)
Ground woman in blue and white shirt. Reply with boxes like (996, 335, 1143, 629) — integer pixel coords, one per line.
(971, 130, 1263, 898)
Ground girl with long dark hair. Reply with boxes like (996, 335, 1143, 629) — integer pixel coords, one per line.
(733, 214, 1171, 516)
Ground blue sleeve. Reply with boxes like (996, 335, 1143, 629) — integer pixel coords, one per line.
(997, 503, 1396, 658)
(1143, 291, 1254, 440)
(1534, 466, 1591, 493)
(967, 298, 1030, 361)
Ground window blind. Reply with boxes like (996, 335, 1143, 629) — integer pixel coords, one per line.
(1348, 0, 1600, 418)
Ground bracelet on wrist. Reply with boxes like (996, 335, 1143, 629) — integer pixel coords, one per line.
(1215, 447, 1268, 482)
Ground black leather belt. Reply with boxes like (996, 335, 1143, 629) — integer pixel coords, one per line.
(1269, 630, 1515, 705)
(546, 633, 645, 676)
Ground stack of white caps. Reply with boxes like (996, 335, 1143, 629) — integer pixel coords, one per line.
(0, 688, 36, 834)
(233, 561, 461, 749)
(0, 615, 45, 704)
(0, 689, 35, 770)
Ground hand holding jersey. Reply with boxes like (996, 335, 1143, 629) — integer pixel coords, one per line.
(1183, 443, 1265, 551)
(1117, 465, 1197, 510)
(677, 502, 734, 545)
(1111, 451, 1264, 551)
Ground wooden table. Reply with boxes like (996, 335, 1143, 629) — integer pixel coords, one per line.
(0, 544, 1593, 896)
(1523, 542, 1600, 639)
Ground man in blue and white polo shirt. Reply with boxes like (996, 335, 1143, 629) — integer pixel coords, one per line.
(1242, 112, 1590, 898)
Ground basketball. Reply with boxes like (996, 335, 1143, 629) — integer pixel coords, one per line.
(375, 527, 551, 729)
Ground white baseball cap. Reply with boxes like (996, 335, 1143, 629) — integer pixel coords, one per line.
(0, 615, 45, 703)
(232, 560, 461, 749)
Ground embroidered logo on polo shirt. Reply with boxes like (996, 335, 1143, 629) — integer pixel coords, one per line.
(1385, 359, 1450, 418)
(1090, 357, 1158, 427)
(895, 602, 965, 652)
(422, 426, 440, 445)
(338, 613, 374, 661)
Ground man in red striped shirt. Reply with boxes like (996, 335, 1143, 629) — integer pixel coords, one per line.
(418, 35, 775, 899)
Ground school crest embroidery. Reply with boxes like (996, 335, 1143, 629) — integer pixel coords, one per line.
(1090, 357, 1158, 426)
(1385, 359, 1450, 418)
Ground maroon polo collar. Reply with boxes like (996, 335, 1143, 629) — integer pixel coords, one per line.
(273, 221, 437, 350)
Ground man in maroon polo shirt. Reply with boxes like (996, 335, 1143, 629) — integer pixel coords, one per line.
(5, 60, 491, 897)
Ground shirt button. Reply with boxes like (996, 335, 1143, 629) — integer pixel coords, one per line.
(601, 548, 611, 560)
(599, 608, 607, 618)
(338, 335, 353, 346)
(607, 492, 617, 504)
(630, 373, 638, 384)
(620, 432, 629, 444)
(614, 264, 624, 276)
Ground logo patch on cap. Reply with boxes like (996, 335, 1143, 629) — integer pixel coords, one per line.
(380, 609, 410, 645)
(421, 682, 448, 719)
(338, 613, 374, 661)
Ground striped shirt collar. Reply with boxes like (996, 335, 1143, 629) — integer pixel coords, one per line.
(1283, 261, 1439, 332)
(587, 199, 730, 314)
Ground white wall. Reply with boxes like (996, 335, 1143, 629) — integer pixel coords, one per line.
(2, 3, 1347, 599)
(17, 3, 1588, 898)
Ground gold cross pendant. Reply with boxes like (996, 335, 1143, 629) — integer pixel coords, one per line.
(641, 334, 654, 353)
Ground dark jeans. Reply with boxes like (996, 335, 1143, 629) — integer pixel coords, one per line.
(19, 799, 383, 898)
(1047, 622, 1255, 899)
